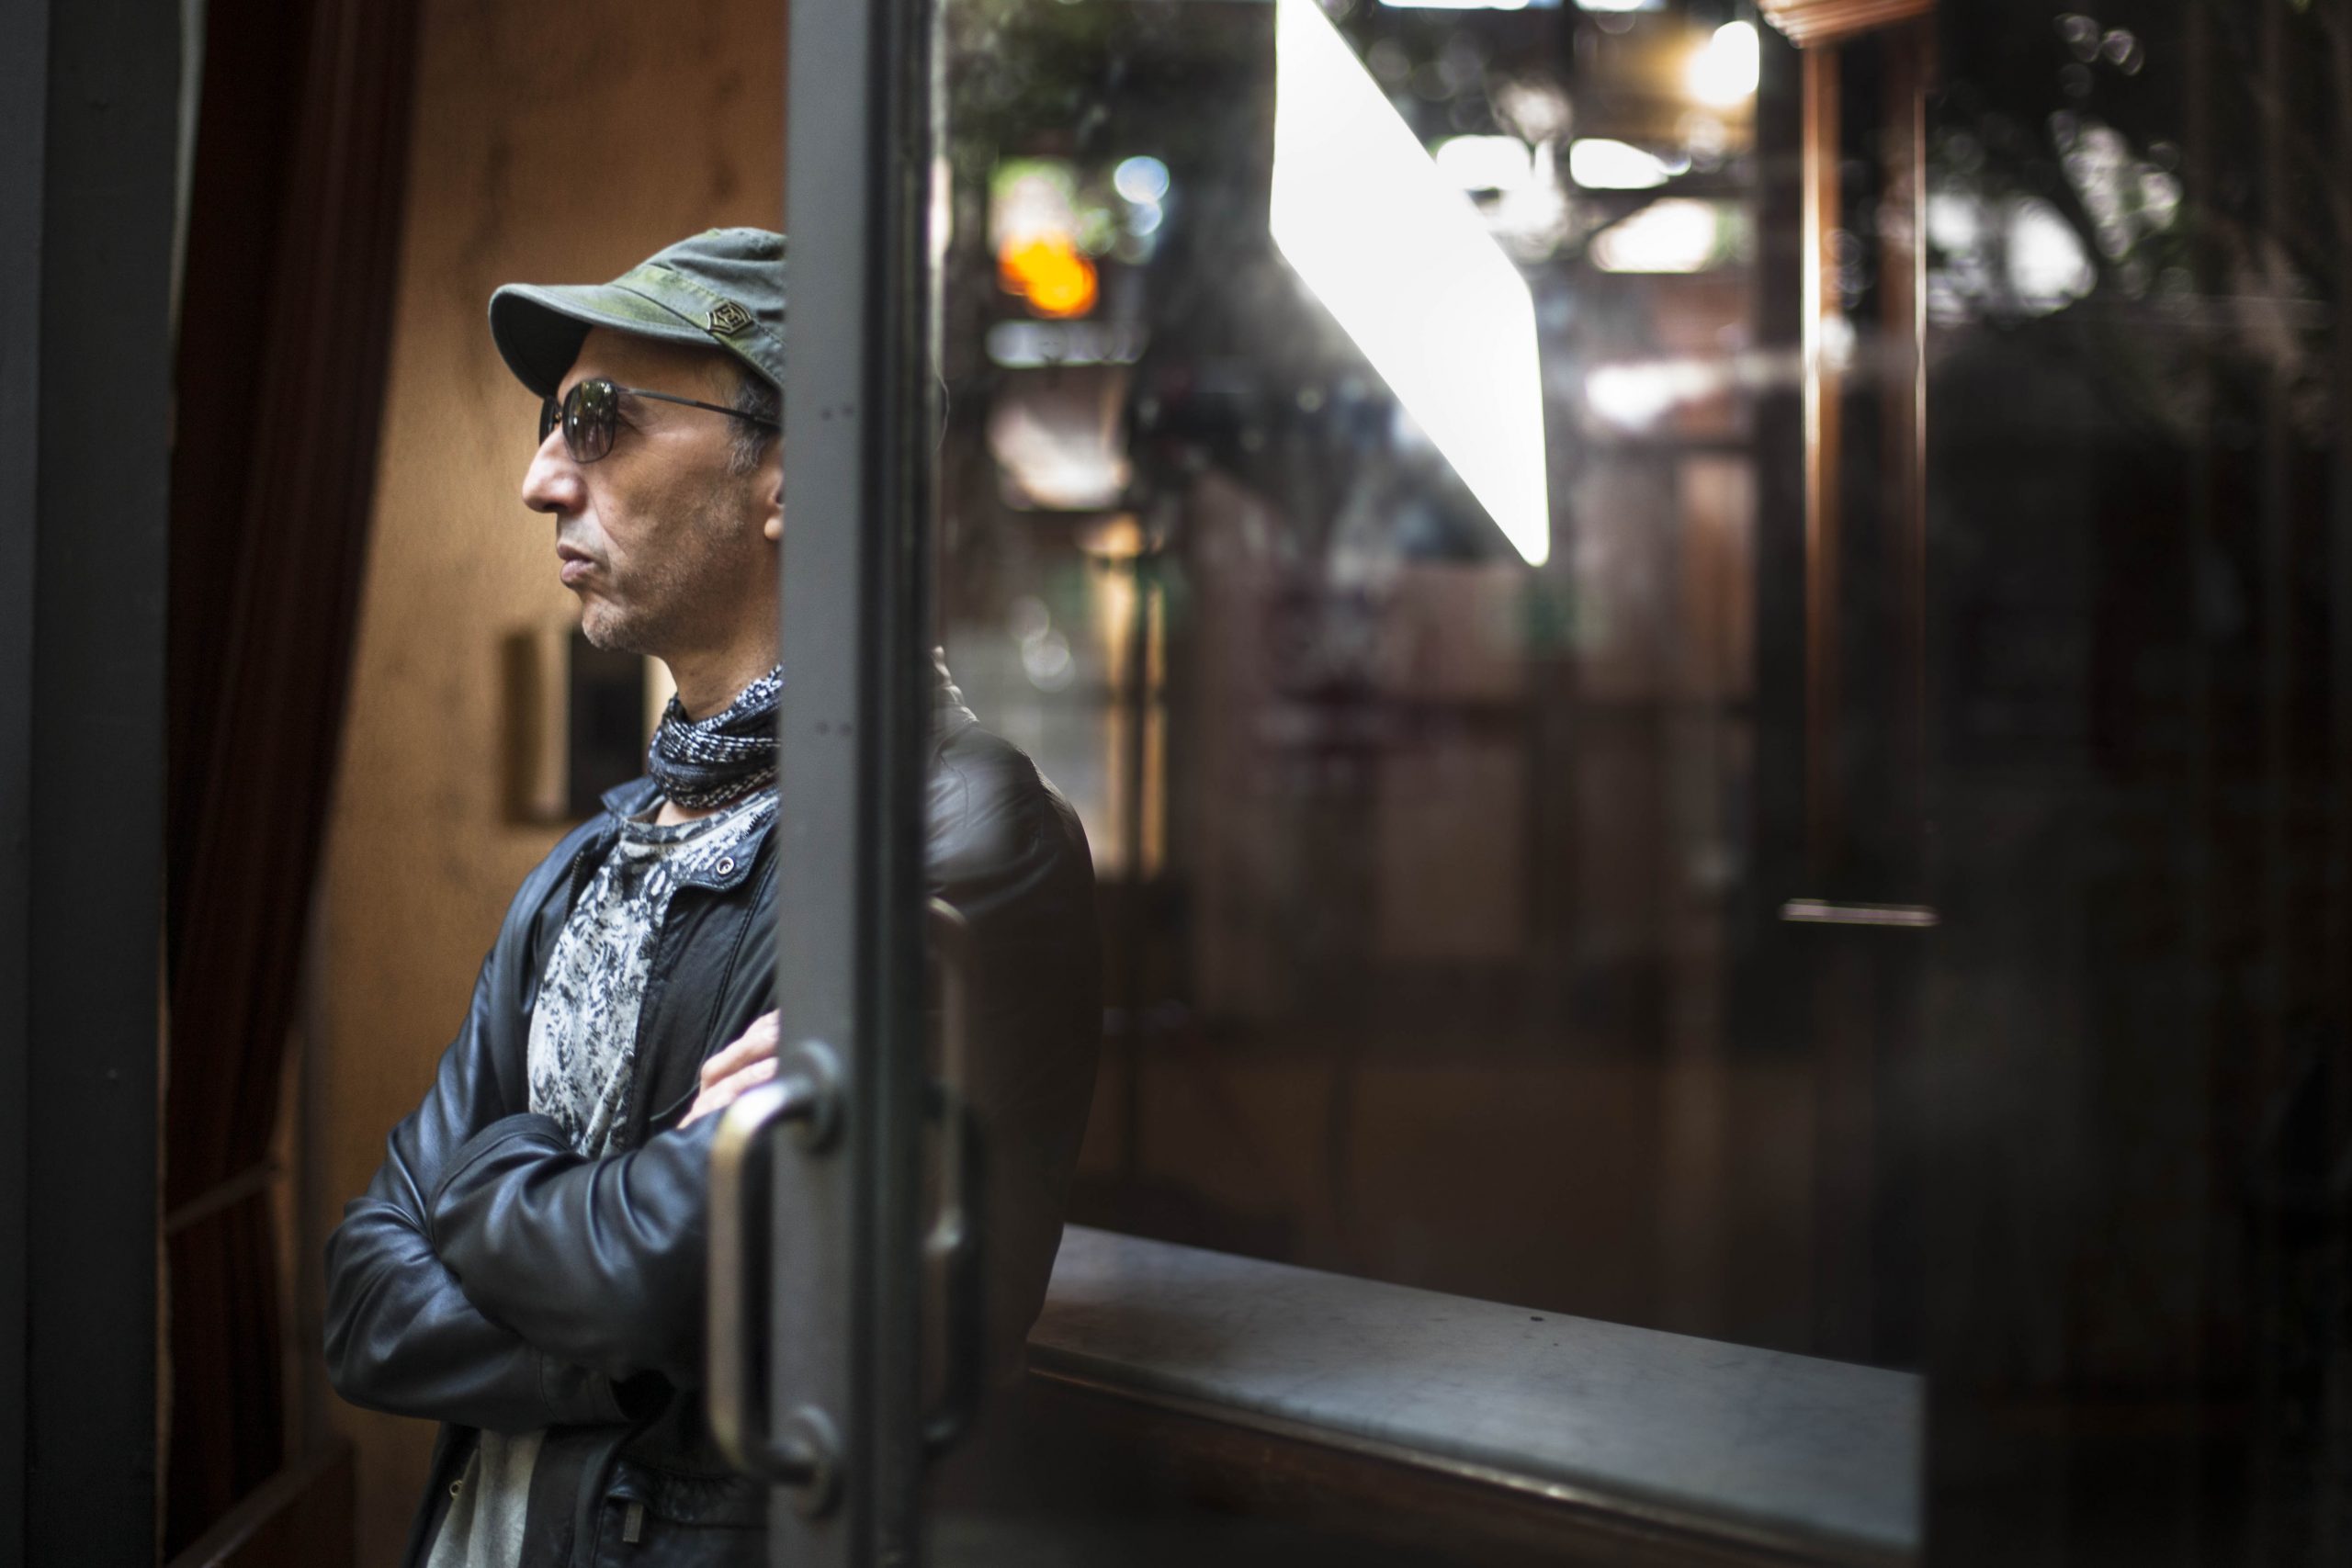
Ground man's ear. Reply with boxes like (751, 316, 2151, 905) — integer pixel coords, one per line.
(761, 452, 785, 542)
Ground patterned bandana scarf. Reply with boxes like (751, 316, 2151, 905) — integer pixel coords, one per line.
(646, 665, 783, 808)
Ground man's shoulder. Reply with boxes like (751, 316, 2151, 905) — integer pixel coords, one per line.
(926, 717, 1091, 890)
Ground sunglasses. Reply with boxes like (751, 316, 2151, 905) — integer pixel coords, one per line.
(537, 377, 780, 464)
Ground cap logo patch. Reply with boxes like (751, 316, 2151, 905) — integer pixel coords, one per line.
(707, 300, 755, 336)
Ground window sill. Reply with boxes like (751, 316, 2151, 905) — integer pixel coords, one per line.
(1027, 1226, 1923, 1566)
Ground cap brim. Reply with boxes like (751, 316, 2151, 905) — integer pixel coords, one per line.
(488, 281, 718, 399)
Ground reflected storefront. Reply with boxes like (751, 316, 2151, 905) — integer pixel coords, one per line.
(940, 0, 1778, 1331)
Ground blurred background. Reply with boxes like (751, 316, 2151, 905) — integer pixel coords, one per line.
(110, 0, 2352, 1563)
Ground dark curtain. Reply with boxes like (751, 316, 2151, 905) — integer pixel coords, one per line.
(164, 0, 418, 1552)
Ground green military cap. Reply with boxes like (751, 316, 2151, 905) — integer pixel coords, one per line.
(489, 226, 786, 399)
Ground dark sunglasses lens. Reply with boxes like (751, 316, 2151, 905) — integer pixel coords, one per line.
(565, 379, 617, 463)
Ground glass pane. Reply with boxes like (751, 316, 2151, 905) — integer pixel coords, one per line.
(918, 3, 2352, 1562)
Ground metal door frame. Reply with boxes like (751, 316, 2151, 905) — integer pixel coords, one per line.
(763, 0, 937, 1560)
(0, 1, 179, 1562)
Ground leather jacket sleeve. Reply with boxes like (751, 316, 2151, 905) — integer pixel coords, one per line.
(427, 1110, 726, 1387)
(923, 725, 1102, 1380)
(322, 844, 627, 1434)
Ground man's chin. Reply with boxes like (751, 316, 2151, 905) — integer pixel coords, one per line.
(576, 605, 646, 656)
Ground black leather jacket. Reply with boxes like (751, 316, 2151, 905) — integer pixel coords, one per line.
(324, 667, 1100, 1566)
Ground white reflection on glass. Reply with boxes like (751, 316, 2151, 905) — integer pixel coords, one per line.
(1589, 198, 1732, 273)
(1926, 190, 1983, 254)
(2052, 113, 2180, 265)
(1568, 138, 1689, 190)
(986, 371, 1133, 512)
(1434, 135, 1534, 193)
(1686, 21, 1759, 108)
(1585, 359, 1720, 430)
(1272, 0, 1551, 566)
(2005, 196, 2096, 314)
(1007, 595, 1050, 646)
(985, 320, 1148, 369)
(1008, 594, 1077, 693)
(1484, 141, 1570, 260)
(1022, 630, 1075, 692)
(1113, 154, 1170, 205)
(1493, 77, 1572, 144)
(1926, 187, 2095, 321)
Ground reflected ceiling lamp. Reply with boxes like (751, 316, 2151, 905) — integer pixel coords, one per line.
(1272, 0, 1552, 567)
(1687, 20, 1760, 106)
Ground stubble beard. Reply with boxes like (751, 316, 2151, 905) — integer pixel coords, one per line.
(577, 491, 747, 659)
(577, 594, 652, 656)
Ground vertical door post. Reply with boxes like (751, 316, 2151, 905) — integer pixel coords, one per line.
(763, 0, 936, 1560)
(0, 1, 179, 1562)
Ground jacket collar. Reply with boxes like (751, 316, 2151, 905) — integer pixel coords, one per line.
(585, 778, 774, 894)
(597, 775, 664, 818)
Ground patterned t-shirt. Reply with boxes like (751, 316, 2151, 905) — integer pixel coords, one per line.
(427, 790, 773, 1568)
(527, 792, 773, 1159)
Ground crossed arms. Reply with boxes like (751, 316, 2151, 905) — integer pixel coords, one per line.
(325, 730, 1102, 1437)
(322, 909, 760, 1433)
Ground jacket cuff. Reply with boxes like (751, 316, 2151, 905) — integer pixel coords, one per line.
(537, 1351, 628, 1427)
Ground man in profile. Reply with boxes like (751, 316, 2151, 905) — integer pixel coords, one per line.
(324, 227, 1099, 1567)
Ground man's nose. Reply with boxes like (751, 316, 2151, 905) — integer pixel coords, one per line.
(521, 429, 585, 516)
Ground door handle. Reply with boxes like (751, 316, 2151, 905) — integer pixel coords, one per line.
(923, 898, 987, 1455)
(708, 1039, 844, 1508)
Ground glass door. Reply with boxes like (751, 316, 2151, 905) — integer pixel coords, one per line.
(731, 0, 1875, 1562)
(725, 2, 2352, 1563)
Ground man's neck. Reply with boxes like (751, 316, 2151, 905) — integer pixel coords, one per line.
(663, 644, 779, 720)
(653, 795, 718, 827)
(652, 643, 779, 827)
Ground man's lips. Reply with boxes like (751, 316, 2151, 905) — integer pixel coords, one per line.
(556, 544, 597, 585)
